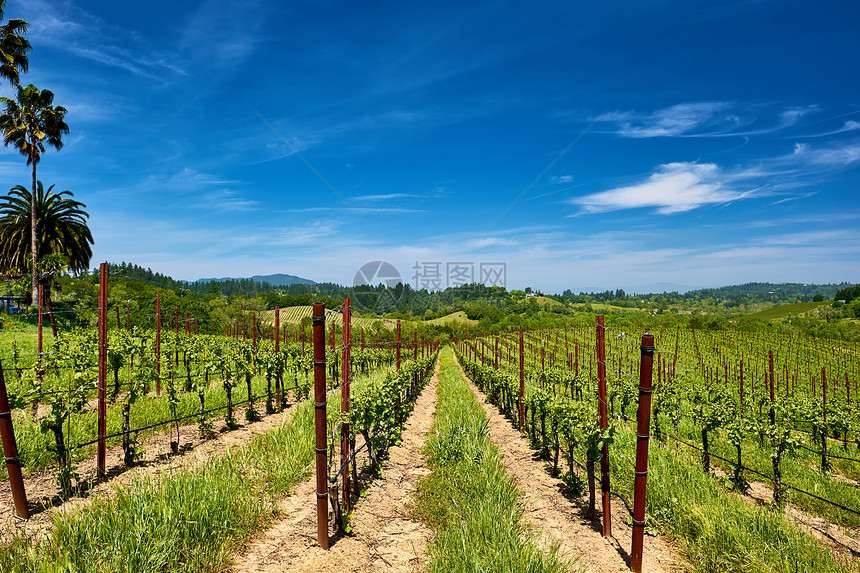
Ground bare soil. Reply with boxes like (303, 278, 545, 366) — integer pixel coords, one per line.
(0, 397, 300, 541)
(452, 353, 685, 573)
(231, 362, 440, 573)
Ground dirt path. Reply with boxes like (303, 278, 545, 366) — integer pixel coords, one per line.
(1, 399, 300, 540)
(231, 362, 439, 573)
(452, 354, 684, 573)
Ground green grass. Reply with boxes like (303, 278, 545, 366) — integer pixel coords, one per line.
(604, 423, 859, 573)
(414, 347, 574, 573)
(0, 389, 319, 572)
(0, 365, 405, 572)
(675, 417, 860, 529)
(744, 301, 828, 321)
(427, 311, 479, 326)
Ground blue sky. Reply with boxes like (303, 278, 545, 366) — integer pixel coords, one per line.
(2, 0, 859, 293)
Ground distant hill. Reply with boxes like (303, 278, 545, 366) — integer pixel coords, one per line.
(680, 282, 851, 303)
(742, 301, 829, 321)
(198, 273, 316, 286)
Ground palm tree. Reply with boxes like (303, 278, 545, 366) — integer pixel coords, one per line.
(0, 1, 30, 85)
(0, 181, 93, 316)
(0, 182, 92, 305)
(0, 85, 69, 301)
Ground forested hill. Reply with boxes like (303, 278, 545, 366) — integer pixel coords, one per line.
(97, 264, 852, 307)
(679, 282, 852, 304)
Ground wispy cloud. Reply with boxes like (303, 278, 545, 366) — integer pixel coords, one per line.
(178, 0, 271, 72)
(596, 102, 823, 139)
(571, 162, 757, 214)
(353, 193, 420, 201)
(22, 0, 187, 80)
(596, 102, 734, 137)
(198, 189, 260, 212)
(790, 140, 860, 167)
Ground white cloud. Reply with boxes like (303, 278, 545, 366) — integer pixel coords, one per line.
(778, 105, 819, 127)
(597, 102, 733, 138)
(572, 162, 752, 214)
(353, 193, 418, 201)
(551, 175, 574, 184)
(790, 141, 860, 166)
(199, 189, 260, 212)
(465, 237, 517, 249)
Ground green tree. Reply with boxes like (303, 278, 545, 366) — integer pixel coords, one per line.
(0, 1, 30, 85)
(0, 182, 93, 284)
(0, 85, 69, 302)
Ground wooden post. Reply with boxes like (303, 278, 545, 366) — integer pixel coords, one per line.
(97, 263, 108, 477)
(630, 332, 655, 573)
(312, 303, 329, 549)
(597, 315, 611, 537)
(0, 360, 29, 518)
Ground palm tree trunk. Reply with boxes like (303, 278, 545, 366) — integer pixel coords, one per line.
(30, 142, 38, 304)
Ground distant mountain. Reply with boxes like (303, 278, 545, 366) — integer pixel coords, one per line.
(197, 273, 316, 286)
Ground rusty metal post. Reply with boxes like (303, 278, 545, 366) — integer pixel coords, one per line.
(739, 359, 744, 418)
(396, 320, 401, 371)
(302, 322, 306, 355)
(274, 307, 281, 409)
(37, 284, 43, 359)
(597, 315, 611, 537)
(361, 327, 365, 349)
(155, 294, 162, 394)
(519, 331, 525, 431)
(341, 299, 351, 515)
(185, 310, 189, 334)
(768, 351, 775, 404)
(97, 263, 108, 477)
(630, 332, 655, 573)
(312, 302, 329, 549)
(822, 367, 828, 470)
(414, 328, 418, 361)
(0, 359, 29, 518)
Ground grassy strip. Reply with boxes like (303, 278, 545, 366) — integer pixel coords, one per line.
(414, 347, 573, 573)
(0, 367, 391, 572)
(606, 424, 857, 573)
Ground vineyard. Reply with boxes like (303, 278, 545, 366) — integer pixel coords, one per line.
(454, 320, 860, 571)
(257, 306, 401, 331)
(1, 274, 860, 572)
